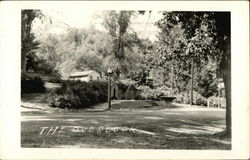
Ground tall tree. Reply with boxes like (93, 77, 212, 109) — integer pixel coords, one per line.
(102, 11, 135, 76)
(34, 26, 113, 77)
(156, 12, 231, 136)
(212, 12, 231, 136)
(156, 22, 190, 93)
(21, 10, 43, 72)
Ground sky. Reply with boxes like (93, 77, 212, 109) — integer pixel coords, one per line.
(33, 9, 162, 41)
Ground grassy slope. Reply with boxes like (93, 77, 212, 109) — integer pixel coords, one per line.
(21, 106, 230, 149)
(21, 89, 230, 149)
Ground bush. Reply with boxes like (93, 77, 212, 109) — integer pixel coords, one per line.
(174, 92, 190, 104)
(21, 73, 46, 94)
(48, 76, 62, 83)
(207, 96, 226, 108)
(117, 81, 137, 93)
(193, 91, 207, 106)
(48, 80, 108, 109)
(136, 86, 172, 100)
(117, 83, 129, 92)
(47, 71, 62, 83)
(174, 91, 207, 106)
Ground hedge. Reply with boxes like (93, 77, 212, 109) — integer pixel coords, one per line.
(174, 91, 207, 106)
(136, 86, 173, 101)
(48, 80, 108, 109)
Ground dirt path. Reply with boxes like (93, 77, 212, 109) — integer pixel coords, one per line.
(21, 82, 61, 112)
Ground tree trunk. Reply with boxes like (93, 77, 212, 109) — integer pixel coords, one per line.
(21, 51, 27, 72)
(220, 36, 231, 137)
(223, 73, 231, 137)
(21, 10, 35, 73)
(171, 60, 174, 93)
(190, 56, 194, 106)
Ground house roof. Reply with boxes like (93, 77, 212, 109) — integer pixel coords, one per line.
(69, 70, 97, 77)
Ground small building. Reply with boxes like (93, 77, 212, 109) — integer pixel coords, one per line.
(69, 70, 101, 82)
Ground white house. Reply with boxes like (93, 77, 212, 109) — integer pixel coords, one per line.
(69, 70, 101, 82)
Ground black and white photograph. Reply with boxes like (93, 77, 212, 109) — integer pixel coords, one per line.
(21, 9, 232, 149)
(0, 1, 249, 160)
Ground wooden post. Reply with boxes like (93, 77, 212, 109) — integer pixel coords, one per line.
(190, 56, 194, 106)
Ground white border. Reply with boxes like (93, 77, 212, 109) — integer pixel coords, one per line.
(0, 1, 249, 159)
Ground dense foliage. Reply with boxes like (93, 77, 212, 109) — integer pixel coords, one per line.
(21, 10, 40, 72)
(137, 86, 172, 101)
(49, 80, 137, 109)
(49, 80, 108, 109)
(156, 11, 231, 135)
(174, 91, 207, 106)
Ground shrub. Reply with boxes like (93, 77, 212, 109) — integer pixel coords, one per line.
(174, 92, 190, 104)
(117, 81, 137, 99)
(174, 91, 207, 106)
(48, 76, 62, 83)
(48, 80, 108, 109)
(47, 72, 62, 83)
(156, 86, 173, 97)
(21, 73, 46, 94)
(137, 86, 162, 100)
(117, 83, 128, 92)
(207, 96, 226, 108)
(193, 91, 207, 106)
(136, 86, 172, 100)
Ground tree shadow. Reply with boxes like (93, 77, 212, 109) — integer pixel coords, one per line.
(21, 93, 49, 104)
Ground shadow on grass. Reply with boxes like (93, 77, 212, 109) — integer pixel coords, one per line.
(21, 117, 231, 149)
(21, 128, 231, 149)
(21, 99, 229, 149)
(21, 93, 50, 104)
(115, 120, 231, 149)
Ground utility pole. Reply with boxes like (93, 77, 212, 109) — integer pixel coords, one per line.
(190, 56, 194, 106)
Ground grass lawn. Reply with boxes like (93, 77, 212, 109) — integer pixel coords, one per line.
(21, 98, 231, 149)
